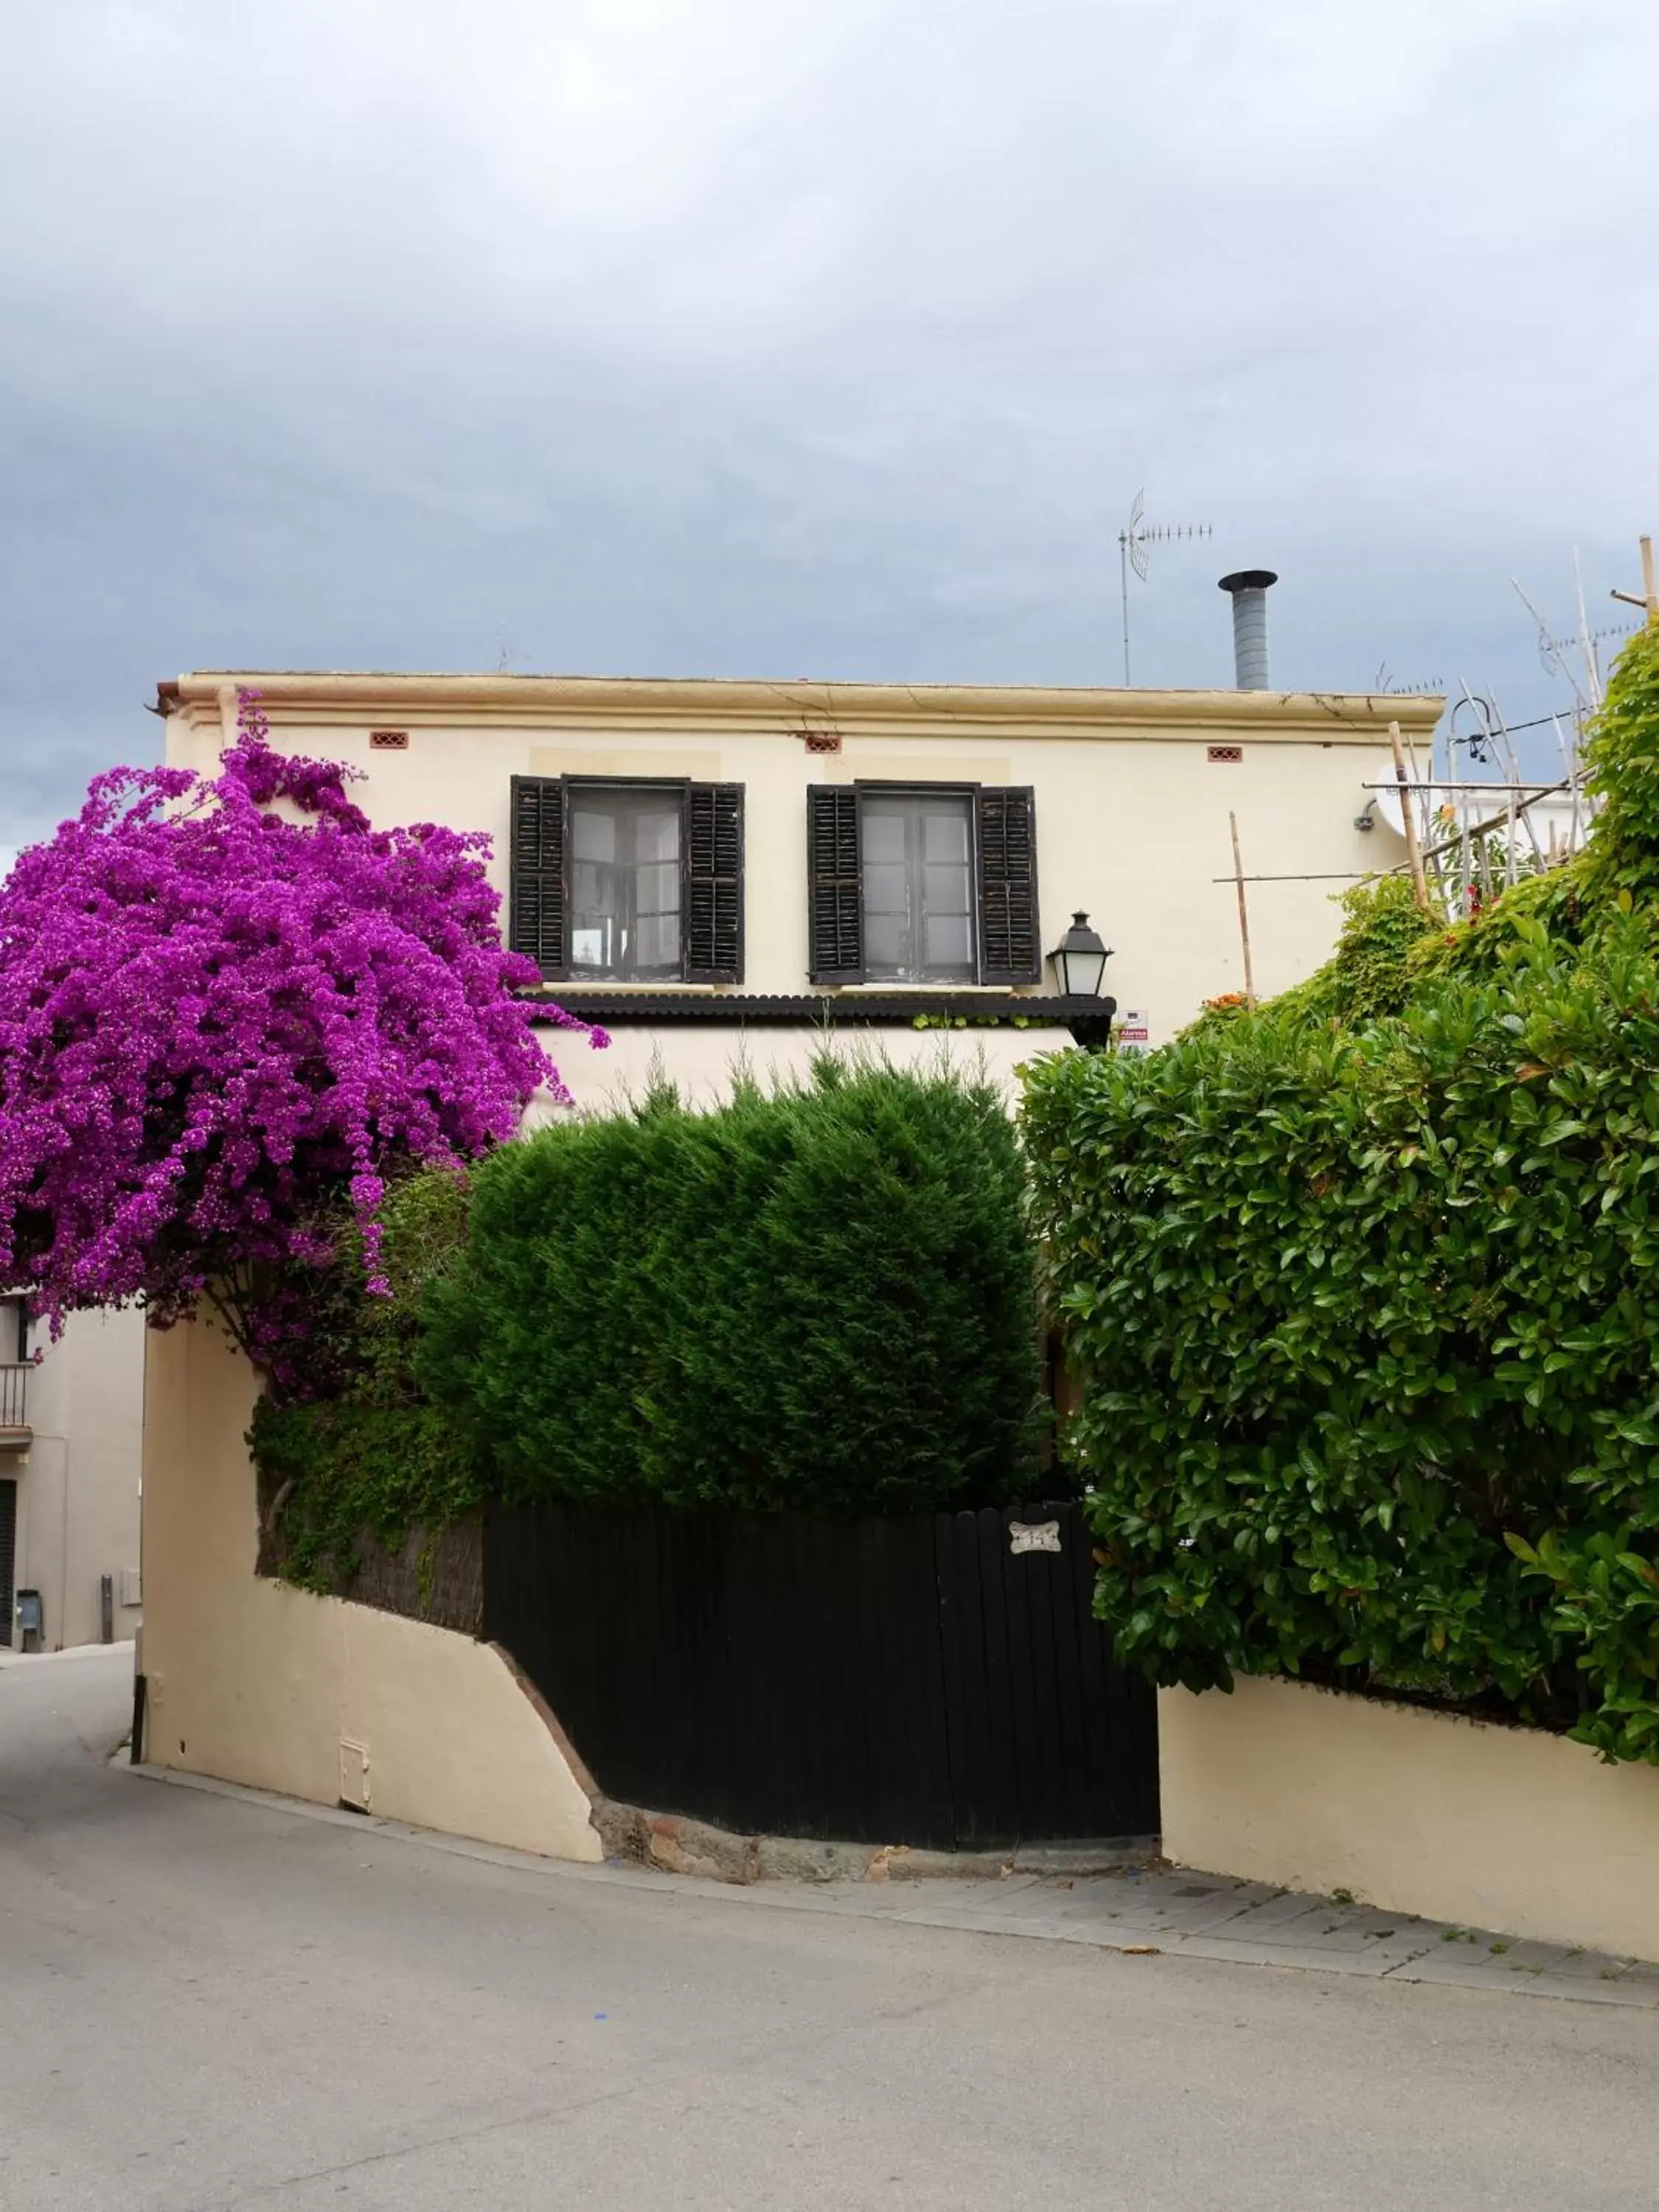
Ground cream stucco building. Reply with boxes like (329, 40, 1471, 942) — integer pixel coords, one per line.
(0, 1302, 145, 1652)
(157, 672, 1443, 1110)
(134, 668, 1443, 1858)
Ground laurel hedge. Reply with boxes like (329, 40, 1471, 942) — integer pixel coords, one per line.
(1023, 627, 1659, 1763)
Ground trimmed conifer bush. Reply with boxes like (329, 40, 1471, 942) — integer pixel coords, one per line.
(417, 1060, 1043, 1514)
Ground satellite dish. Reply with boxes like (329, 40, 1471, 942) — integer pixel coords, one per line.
(1374, 781, 1447, 839)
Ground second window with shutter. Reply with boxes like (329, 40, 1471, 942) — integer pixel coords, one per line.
(807, 784, 1040, 987)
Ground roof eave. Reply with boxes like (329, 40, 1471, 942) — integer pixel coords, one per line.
(157, 670, 1445, 742)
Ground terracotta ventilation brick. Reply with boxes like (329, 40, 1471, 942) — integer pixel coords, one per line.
(1206, 745, 1243, 765)
(369, 729, 410, 751)
(802, 731, 842, 754)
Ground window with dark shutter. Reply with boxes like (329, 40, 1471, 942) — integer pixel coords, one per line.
(512, 775, 747, 984)
(975, 786, 1041, 984)
(807, 786, 864, 983)
(509, 776, 568, 979)
(684, 783, 744, 983)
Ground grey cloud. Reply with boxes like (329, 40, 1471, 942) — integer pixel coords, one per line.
(2, 0, 1655, 848)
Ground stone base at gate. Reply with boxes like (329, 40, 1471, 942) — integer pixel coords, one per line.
(138, 1317, 601, 1863)
(1160, 1674, 1659, 1964)
(591, 1796, 1155, 1885)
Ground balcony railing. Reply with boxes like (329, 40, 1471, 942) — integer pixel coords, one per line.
(0, 1361, 29, 1434)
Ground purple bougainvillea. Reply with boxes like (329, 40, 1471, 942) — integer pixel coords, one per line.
(0, 692, 603, 1357)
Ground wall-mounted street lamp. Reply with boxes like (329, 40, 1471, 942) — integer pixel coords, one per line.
(1050, 911, 1112, 1000)
(1049, 911, 1116, 1048)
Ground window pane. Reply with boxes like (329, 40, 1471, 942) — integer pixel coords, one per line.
(922, 810, 970, 863)
(865, 911, 905, 972)
(862, 811, 906, 863)
(859, 790, 975, 983)
(922, 861, 970, 914)
(636, 912, 679, 970)
(570, 810, 616, 863)
(925, 913, 973, 970)
(568, 787, 682, 980)
(636, 809, 679, 864)
(863, 863, 908, 916)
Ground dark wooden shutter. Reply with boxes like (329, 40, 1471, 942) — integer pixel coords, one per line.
(975, 786, 1041, 984)
(807, 786, 863, 984)
(684, 783, 744, 983)
(509, 776, 568, 979)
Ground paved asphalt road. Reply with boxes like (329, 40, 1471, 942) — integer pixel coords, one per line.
(4, 1647, 1659, 2211)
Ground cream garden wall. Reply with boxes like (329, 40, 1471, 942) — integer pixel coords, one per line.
(1161, 1676, 1659, 1963)
(138, 1316, 600, 1862)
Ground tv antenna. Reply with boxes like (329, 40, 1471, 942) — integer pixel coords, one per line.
(1512, 550, 1635, 717)
(1374, 663, 1446, 698)
(1118, 491, 1211, 686)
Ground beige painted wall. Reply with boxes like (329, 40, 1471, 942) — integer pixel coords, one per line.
(530, 1020, 1080, 1117)
(138, 1315, 601, 1862)
(7, 1307, 144, 1650)
(162, 675, 1442, 1040)
(1161, 1675, 1659, 1961)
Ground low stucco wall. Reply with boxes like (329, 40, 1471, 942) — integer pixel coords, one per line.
(1161, 1674, 1659, 1960)
(138, 1316, 600, 1862)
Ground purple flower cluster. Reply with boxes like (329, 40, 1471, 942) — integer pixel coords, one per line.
(0, 692, 604, 1349)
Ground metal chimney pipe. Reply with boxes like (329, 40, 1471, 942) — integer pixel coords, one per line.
(1218, 569, 1279, 689)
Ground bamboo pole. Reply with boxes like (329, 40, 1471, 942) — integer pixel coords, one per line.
(1229, 811, 1256, 1009)
(1460, 796, 1472, 918)
(1389, 720, 1433, 916)
(1611, 534, 1658, 622)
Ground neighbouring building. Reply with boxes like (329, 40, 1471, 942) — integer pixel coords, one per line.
(0, 1301, 145, 1651)
(154, 672, 1444, 1107)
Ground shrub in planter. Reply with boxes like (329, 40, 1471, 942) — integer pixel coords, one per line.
(248, 1168, 484, 1589)
(1023, 925, 1659, 1764)
(417, 1060, 1044, 1514)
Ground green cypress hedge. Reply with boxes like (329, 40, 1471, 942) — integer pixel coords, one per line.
(417, 1061, 1043, 1514)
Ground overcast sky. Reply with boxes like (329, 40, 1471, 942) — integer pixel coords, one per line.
(2, 0, 1654, 850)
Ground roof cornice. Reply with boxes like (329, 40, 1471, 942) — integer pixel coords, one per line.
(160, 671, 1444, 745)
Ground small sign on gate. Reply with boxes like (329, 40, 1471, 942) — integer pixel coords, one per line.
(1009, 1520, 1062, 1556)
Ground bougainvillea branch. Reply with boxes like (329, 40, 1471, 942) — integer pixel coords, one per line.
(0, 691, 604, 1361)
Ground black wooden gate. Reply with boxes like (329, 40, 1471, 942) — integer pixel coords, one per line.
(483, 1501, 1158, 1850)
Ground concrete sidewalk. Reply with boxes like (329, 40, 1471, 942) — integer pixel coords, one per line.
(139, 1757, 1659, 2011)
